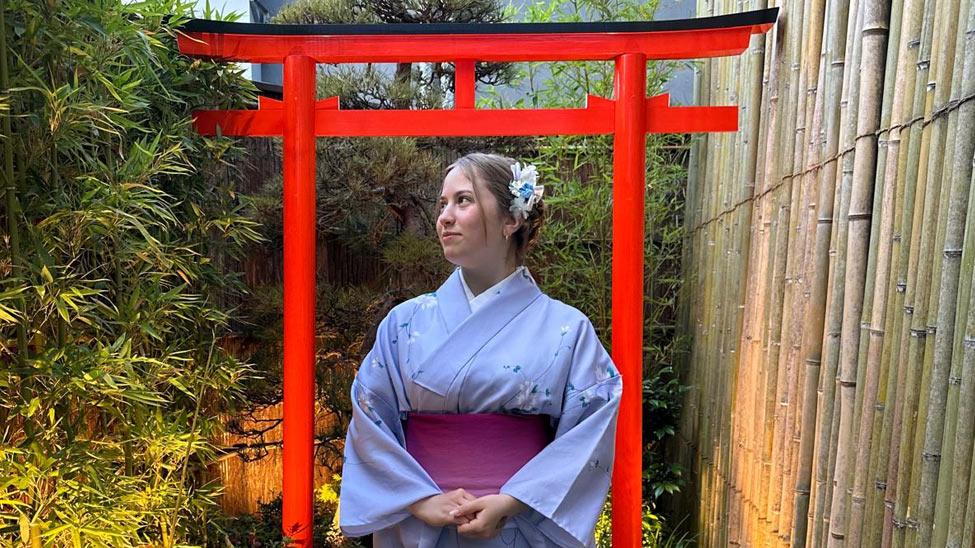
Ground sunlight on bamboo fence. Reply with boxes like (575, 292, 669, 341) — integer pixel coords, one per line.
(676, 0, 975, 545)
(209, 401, 340, 515)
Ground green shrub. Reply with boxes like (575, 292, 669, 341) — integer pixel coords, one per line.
(0, 0, 261, 545)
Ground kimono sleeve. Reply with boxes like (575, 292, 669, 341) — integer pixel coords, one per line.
(338, 311, 442, 537)
(500, 317, 623, 548)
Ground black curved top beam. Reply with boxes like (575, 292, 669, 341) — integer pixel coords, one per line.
(178, 7, 778, 36)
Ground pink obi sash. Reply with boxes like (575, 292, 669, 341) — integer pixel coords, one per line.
(404, 412, 553, 497)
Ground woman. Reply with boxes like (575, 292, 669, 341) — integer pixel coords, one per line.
(338, 153, 623, 547)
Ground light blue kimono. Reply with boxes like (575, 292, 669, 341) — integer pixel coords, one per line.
(338, 265, 623, 547)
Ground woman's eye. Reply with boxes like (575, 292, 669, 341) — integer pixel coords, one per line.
(439, 196, 470, 209)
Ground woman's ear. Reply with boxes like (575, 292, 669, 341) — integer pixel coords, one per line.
(503, 214, 524, 236)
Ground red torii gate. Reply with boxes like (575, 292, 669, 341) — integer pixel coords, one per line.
(177, 9, 776, 547)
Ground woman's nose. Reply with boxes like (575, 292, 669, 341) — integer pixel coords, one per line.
(438, 206, 454, 225)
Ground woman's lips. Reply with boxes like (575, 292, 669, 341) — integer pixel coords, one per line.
(442, 234, 460, 241)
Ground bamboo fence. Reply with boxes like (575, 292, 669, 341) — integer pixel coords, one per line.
(676, 0, 975, 545)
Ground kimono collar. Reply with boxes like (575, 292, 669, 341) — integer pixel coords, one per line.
(413, 266, 543, 396)
(460, 265, 530, 312)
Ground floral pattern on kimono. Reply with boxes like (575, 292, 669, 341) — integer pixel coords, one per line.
(339, 266, 623, 547)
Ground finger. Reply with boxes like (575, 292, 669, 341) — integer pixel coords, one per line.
(453, 491, 477, 505)
(449, 509, 476, 524)
(449, 499, 484, 517)
(457, 521, 483, 536)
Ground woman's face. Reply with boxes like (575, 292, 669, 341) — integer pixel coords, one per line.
(437, 167, 507, 269)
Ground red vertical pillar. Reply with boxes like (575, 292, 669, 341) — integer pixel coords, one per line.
(610, 52, 646, 548)
(282, 54, 317, 547)
(454, 60, 476, 109)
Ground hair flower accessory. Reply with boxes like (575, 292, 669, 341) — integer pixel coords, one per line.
(508, 161, 544, 220)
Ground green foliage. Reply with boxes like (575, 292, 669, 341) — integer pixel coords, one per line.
(274, 0, 516, 108)
(0, 0, 262, 545)
(593, 497, 695, 547)
(218, 478, 365, 548)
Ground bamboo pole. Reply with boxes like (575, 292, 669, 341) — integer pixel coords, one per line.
(954, 178, 975, 548)
(869, 4, 931, 546)
(812, 0, 864, 543)
(744, 8, 777, 541)
(826, 0, 890, 542)
(805, 0, 853, 544)
(777, 1, 825, 540)
(962, 415, 975, 548)
(767, 1, 807, 539)
(943, 6, 975, 547)
(711, 50, 734, 544)
(792, 3, 830, 543)
(0, 0, 26, 360)
(726, 21, 761, 541)
(885, 0, 940, 542)
(900, 0, 959, 543)
(913, 0, 968, 543)
(696, 27, 719, 538)
(860, 1, 926, 545)
(756, 2, 787, 539)
(730, 4, 769, 540)
(845, 1, 906, 545)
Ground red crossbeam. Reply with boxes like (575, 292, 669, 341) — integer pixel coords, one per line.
(192, 93, 736, 137)
(177, 26, 769, 63)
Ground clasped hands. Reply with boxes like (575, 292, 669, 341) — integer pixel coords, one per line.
(407, 489, 529, 540)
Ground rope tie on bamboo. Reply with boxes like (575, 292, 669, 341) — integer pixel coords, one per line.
(948, 376, 962, 385)
(910, 328, 927, 338)
(874, 480, 887, 490)
(690, 92, 975, 235)
(922, 92, 975, 129)
(964, 336, 975, 349)
(922, 451, 942, 462)
(904, 304, 914, 314)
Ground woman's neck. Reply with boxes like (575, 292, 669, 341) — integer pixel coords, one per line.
(461, 264, 519, 297)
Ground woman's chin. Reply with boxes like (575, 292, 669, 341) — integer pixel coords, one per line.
(442, 250, 462, 264)
(442, 252, 473, 269)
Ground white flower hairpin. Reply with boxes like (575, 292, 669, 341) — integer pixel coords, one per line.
(508, 162, 544, 220)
